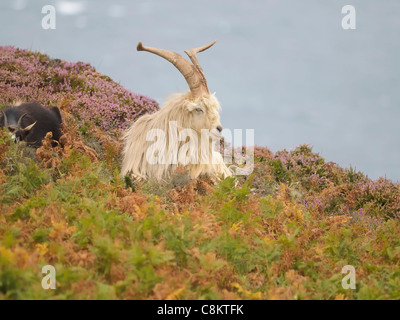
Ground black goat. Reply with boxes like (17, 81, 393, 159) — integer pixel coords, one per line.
(0, 102, 62, 147)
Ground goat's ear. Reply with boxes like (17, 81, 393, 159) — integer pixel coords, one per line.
(187, 103, 204, 113)
(22, 121, 37, 132)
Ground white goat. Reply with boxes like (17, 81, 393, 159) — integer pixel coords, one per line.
(121, 41, 232, 182)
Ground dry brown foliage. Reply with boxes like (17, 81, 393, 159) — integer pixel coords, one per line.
(36, 123, 98, 170)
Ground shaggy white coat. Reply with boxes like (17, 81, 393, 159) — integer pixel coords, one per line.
(121, 91, 232, 182)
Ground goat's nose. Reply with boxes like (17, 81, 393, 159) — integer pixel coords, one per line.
(216, 125, 223, 132)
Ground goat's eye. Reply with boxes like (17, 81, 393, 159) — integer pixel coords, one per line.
(195, 108, 204, 114)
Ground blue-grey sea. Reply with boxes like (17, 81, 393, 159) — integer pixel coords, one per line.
(1, 0, 399, 181)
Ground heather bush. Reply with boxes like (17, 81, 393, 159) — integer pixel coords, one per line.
(247, 144, 400, 221)
(0, 46, 158, 136)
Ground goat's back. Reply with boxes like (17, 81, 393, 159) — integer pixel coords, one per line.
(1, 102, 63, 146)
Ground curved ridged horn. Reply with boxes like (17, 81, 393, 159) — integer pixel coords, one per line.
(1, 111, 8, 127)
(17, 113, 27, 128)
(137, 41, 216, 98)
(17, 113, 36, 132)
(185, 41, 216, 94)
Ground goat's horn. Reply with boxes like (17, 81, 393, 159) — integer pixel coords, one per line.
(137, 41, 215, 98)
(23, 121, 37, 132)
(185, 41, 216, 94)
(17, 113, 28, 128)
(1, 111, 8, 127)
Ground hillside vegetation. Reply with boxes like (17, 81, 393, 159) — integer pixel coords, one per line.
(1, 47, 400, 300)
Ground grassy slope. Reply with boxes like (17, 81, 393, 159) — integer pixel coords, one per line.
(1, 48, 400, 300)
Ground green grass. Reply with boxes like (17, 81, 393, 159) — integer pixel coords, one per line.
(1, 127, 400, 300)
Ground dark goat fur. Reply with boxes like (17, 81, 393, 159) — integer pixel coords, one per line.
(0, 102, 62, 147)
